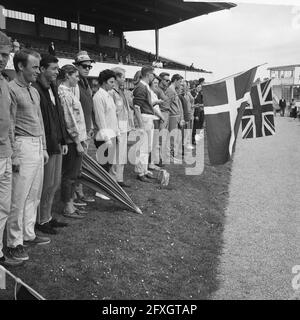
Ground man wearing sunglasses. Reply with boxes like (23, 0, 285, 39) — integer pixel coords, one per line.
(156, 72, 171, 166)
(72, 51, 95, 204)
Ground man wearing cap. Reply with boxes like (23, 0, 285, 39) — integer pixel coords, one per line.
(0, 31, 23, 266)
(72, 51, 95, 204)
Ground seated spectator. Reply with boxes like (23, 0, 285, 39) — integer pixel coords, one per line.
(48, 42, 56, 56)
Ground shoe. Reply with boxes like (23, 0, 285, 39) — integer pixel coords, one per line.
(49, 219, 68, 228)
(73, 199, 87, 207)
(23, 236, 51, 247)
(36, 222, 58, 235)
(63, 209, 85, 219)
(77, 208, 88, 214)
(145, 171, 156, 179)
(186, 144, 195, 150)
(0, 255, 24, 267)
(6, 245, 29, 261)
(148, 164, 160, 171)
(79, 196, 95, 203)
(137, 175, 151, 183)
(118, 182, 131, 188)
(170, 156, 182, 164)
(95, 192, 110, 200)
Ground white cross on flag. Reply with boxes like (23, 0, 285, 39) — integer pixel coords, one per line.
(203, 66, 257, 165)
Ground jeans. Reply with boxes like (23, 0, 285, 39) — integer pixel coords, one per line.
(7, 136, 44, 248)
(0, 157, 12, 257)
(61, 143, 83, 203)
(37, 151, 62, 224)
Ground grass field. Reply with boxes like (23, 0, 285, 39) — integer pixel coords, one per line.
(0, 138, 232, 300)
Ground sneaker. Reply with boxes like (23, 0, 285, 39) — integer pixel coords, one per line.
(35, 222, 58, 235)
(80, 196, 95, 203)
(7, 245, 29, 261)
(95, 192, 110, 200)
(118, 182, 131, 188)
(186, 144, 195, 150)
(49, 219, 68, 228)
(63, 209, 85, 219)
(0, 255, 24, 267)
(23, 236, 51, 247)
(73, 199, 87, 207)
(137, 175, 151, 183)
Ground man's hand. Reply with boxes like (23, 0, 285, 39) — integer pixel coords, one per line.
(62, 145, 68, 155)
(180, 120, 185, 127)
(12, 157, 20, 173)
(76, 143, 85, 155)
(106, 139, 113, 147)
(43, 150, 49, 165)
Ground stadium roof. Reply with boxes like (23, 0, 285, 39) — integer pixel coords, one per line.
(2, 0, 236, 31)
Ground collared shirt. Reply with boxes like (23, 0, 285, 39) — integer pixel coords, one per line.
(165, 84, 182, 117)
(0, 74, 14, 158)
(9, 78, 46, 149)
(156, 85, 170, 112)
(58, 84, 87, 144)
(112, 87, 134, 133)
(93, 87, 119, 141)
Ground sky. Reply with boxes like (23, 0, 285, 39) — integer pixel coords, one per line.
(125, 2, 300, 82)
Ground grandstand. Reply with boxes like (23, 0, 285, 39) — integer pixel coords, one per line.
(0, 1, 236, 80)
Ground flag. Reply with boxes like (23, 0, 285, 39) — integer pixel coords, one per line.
(203, 66, 257, 165)
(0, 265, 6, 289)
(242, 79, 275, 139)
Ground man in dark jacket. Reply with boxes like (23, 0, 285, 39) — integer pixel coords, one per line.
(73, 51, 95, 203)
(192, 78, 205, 145)
(279, 97, 286, 117)
(33, 54, 69, 235)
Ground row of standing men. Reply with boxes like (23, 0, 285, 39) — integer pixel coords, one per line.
(0, 30, 204, 267)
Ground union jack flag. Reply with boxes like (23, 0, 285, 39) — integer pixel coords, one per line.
(242, 79, 275, 139)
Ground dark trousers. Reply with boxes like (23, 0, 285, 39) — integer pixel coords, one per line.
(61, 143, 83, 203)
(192, 108, 204, 144)
(94, 139, 115, 173)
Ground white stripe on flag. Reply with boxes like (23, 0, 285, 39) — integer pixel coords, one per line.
(205, 79, 250, 155)
(0, 265, 6, 290)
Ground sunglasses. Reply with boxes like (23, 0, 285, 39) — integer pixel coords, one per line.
(80, 64, 93, 70)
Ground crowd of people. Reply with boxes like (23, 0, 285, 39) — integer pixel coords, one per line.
(278, 97, 300, 119)
(0, 30, 205, 267)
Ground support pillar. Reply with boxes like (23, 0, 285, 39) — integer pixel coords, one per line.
(155, 28, 159, 60)
(77, 10, 81, 52)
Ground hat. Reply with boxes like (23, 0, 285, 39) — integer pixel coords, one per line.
(0, 31, 12, 54)
(73, 51, 95, 65)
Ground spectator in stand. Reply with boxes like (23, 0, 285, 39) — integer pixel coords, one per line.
(72, 51, 95, 204)
(192, 78, 205, 145)
(0, 31, 23, 267)
(33, 54, 69, 235)
(48, 42, 56, 56)
(111, 67, 134, 187)
(93, 69, 119, 173)
(7, 49, 50, 262)
(165, 74, 185, 162)
(58, 65, 87, 219)
(99, 52, 103, 62)
(133, 66, 157, 182)
(12, 39, 20, 53)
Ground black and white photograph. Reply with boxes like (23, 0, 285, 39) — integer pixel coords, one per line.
(0, 0, 299, 308)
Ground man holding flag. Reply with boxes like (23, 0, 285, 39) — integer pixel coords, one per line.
(203, 66, 258, 165)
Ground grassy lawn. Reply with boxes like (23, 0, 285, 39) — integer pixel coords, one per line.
(0, 137, 232, 300)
